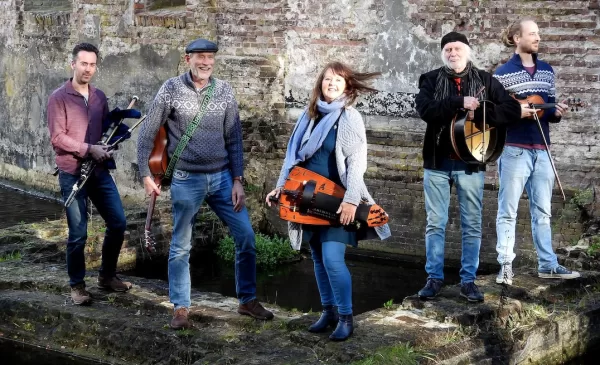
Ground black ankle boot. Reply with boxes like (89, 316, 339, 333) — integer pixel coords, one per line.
(308, 306, 339, 333)
(329, 314, 353, 341)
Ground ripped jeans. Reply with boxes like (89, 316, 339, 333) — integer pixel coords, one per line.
(496, 146, 558, 271)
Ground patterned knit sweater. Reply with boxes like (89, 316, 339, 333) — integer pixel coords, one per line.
(276, 106, 391, 249)
(137, 72, 243, 178)
(493, 53, 560, 145)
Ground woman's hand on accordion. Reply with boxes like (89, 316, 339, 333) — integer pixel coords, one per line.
(265, 187, 282, 207)
(337, 202, 357, 225)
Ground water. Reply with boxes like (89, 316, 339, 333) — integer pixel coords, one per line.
(563, 345, 600, 365)
(0, 185, 63, 229)
(133, 250, 463, 315)
(0, 338, 108, 365)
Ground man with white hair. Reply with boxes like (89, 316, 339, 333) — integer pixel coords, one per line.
(415, 32, 523, 302)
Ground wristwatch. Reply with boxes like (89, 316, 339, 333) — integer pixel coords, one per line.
(233, 176, 244, 183)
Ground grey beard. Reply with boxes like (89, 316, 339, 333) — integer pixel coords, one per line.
(190, 68, 211, 83)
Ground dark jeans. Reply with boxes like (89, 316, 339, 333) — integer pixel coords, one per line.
(59, 169, 127, 287)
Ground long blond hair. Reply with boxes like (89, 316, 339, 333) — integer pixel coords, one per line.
(308, 62, 380, 120)
(502, 17, 536, 47)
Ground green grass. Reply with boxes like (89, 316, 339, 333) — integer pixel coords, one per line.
(216, 233, 299, 268)
(587, 237, 600, 256)
(383, 299, 394, 310)
(0, 251, 22, 262)
(352, 343, 435, 365)
(176, 328, 195, 338)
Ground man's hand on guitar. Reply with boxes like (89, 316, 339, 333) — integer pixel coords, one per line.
(89, 145, 112, 162)
(232, 180, 246, 212)
(555, 100, 569, 118)
(265, 187, 282, 207)
(143, 176, 161, 196)
(463, 96, 480, 111)
(337, 202, 357, 226)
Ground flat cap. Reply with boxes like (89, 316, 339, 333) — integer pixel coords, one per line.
(185, 38, 218, 54)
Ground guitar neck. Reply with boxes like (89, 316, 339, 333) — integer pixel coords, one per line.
(145, 192, 158, 231)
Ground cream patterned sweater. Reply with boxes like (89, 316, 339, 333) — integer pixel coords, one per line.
(276, 106, 391, 249)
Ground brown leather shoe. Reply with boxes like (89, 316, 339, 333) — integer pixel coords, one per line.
(97, 276, 132, 292)
(170, 307, 190, 329)
(71, 283, 92, 305)
(237, 299, 274, 320)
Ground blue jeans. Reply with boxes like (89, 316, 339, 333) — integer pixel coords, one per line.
(424, 159, 484, 284)
(58, 169, 127, 287)
(169, 169, 256, 309)
(496, 146, 558, 271)
(309, 240, 352, 315)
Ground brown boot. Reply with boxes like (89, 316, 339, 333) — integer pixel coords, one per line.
(237, 299, 274, 320)
(170, 307, 190, 329)
(97, 275, 132, 292)
(71, 283, 92, 305)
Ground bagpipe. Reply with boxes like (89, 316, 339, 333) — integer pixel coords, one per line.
(64, 96, 146, 207)
(269, 166, 389, 229)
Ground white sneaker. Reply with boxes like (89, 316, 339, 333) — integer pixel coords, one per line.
(496, 263, 514, 285)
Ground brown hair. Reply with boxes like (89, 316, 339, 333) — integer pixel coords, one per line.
(502, 17, 536, 47)
(308, 62, 381, 120)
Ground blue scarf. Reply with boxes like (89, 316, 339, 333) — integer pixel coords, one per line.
(281, 98, 346, 177)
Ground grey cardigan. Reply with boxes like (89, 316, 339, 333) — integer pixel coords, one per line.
(276, 106, 391, 250)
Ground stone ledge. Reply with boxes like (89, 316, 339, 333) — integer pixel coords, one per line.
(134, 9, 186, 28)
(1, 217, 600, 364)
(22, 10, 70, 27)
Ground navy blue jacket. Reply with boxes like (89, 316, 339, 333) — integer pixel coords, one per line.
(416, 66, 521, 171)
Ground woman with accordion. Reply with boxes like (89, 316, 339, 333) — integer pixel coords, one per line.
(266, 62, 390, 341)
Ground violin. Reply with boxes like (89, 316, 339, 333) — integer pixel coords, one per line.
(143, 125, 169, 253)
(509, 94, 584, 201)
(512, 94, 584, 119)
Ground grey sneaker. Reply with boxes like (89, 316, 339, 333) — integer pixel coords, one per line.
(496, 263, 514, 285)
(538, 265, 581, 279)
(71, 283, 92, 305)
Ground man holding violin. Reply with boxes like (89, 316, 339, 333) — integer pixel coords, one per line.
(415, 32, 522, 302)
(47, 43, 132, 306)
(136, 38, 273, 329)
(493, 18, 580, 285)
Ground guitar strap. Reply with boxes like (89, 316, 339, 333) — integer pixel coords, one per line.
(164, 80, 215, 179)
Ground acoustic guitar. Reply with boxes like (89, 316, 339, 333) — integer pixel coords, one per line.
(143, 125, 168, 253)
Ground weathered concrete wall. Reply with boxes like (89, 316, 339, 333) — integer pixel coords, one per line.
(0, 0, 597, 264)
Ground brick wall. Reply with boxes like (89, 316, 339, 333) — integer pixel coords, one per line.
(0, 0, 597, 266)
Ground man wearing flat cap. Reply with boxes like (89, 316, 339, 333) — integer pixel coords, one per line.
(414, 32, 523, 303)
(137, 38, 273, 329)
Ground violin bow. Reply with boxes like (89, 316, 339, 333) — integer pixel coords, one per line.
(473, 86, 486, 162)
(529, 103, 566, 201)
